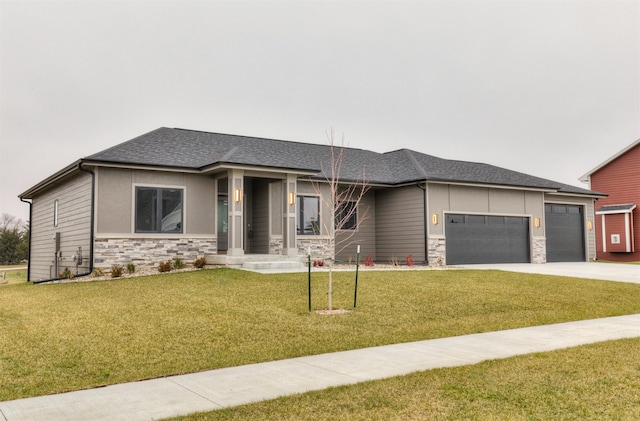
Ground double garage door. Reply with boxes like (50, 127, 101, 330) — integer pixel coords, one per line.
(446, 214, 530, 265)
(445, 206, 586, 265)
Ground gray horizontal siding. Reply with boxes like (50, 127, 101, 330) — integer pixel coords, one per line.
(335, 191, 375, 262)
(29, 172, 92, 281)
(375, 186, 425, 263)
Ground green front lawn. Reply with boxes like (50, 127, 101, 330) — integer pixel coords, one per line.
(1, 268, 640, 401)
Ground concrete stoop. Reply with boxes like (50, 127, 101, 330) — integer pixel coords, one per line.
(241, 261, 305, 271)
(205, 254, 307, 271)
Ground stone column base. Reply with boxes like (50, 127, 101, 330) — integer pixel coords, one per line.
(428, 237, 446, 266)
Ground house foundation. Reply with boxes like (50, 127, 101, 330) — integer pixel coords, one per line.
(94, 237, 217, 269)
(297, 238, 332, 260)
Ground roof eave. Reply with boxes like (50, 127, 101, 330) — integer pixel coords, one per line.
(74, 159, 321, 178)
(596, 204, 637, 214)
(425, 178, 559, 193)
(84, 159, 201, 173)
(202, 162, 320, 177)
(19, 159, 83, 199)
(545, 190, 607, 199)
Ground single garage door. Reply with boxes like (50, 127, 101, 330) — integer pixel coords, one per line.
(446, 214, 530, 265)
(545, 204, 585, 262)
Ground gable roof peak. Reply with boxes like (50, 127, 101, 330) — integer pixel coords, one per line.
(580, 138, 640, 182)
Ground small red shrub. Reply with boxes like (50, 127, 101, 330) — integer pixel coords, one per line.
(364, 254, 375, 267)
(406, 254, 414, 267)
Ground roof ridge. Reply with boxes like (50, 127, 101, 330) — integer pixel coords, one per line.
(220, 146, 239, 161)
(172, 127, 371, 153)
(401, 149, 429, 179)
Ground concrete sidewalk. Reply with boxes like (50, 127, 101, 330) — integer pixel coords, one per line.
(1, 314, 639, 421)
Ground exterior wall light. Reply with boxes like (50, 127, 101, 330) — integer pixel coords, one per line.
(587, 220, 593, 231)
(288, 191, 296, 206)
(534, 217, 541, 228)
(234, 188, 242, 203)
(432, 213, 438, 225)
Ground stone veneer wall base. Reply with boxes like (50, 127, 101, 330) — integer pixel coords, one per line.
(297, 238, 332, 260)
(94, 237, 217, 269)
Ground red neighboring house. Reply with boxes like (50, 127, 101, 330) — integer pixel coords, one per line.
(580, 139, 640, 262)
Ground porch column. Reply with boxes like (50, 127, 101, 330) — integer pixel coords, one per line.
(227, 169, 244, 256)
(282, 174, 298, 256)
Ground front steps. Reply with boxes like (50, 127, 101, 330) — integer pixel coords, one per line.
(205, 254, 307, 272)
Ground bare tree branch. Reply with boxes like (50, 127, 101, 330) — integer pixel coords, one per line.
(307, 129, 371, 310)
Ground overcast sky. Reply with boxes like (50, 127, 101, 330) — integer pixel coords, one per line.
(1, 0, 639, 223)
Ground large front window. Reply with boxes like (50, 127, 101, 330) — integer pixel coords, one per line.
(297, 195, 320, 235)
(135, 187, 183, 233)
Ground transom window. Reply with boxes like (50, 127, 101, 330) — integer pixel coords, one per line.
(336, 201, 357, 230)
(135, 187, 183, 233)
(296, 195, 320, 235)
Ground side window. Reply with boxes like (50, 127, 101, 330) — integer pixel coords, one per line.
(336, 201, 357, 230)
(296, 195, 320, 235)
(53, 199, 59, 227)
(135, 187, 183, 233)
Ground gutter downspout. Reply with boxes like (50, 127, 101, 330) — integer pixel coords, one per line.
(33, 162, 95, 284)
(19, 197, 32, 282)
(77, 161, 95, 276)
(416, 181, 428, 265)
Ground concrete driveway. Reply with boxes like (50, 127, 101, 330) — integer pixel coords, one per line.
(458, 262, 640, 284)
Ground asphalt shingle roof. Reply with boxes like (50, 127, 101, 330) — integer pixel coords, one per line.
(85, 127, 601, 195)
(596, 204, 637, 213)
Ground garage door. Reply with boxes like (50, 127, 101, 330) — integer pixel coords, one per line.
(545, 204, 585, 262)
(445, 214, 530, 265)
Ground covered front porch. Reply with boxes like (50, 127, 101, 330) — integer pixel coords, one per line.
(211, 168, 309, 259)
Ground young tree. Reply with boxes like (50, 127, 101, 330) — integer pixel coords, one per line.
(309, 130, 370, 311)
(0, 213, 28, 264)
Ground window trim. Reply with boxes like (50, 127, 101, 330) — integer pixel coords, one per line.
(133, 184, 186, 234)
(296, 194, 321, 236)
